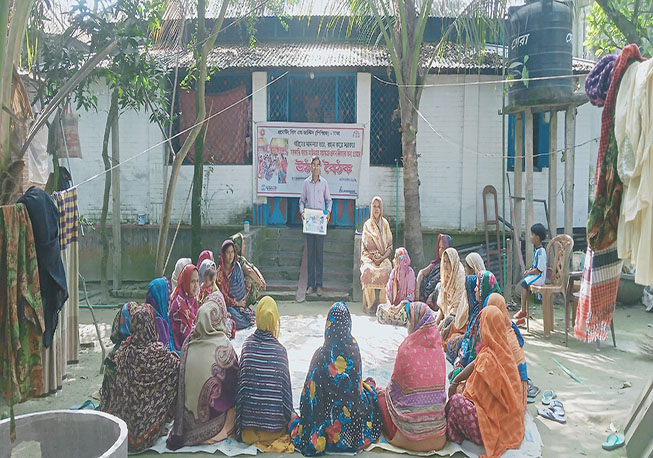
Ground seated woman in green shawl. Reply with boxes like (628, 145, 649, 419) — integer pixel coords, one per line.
(232, 233, 266, 306)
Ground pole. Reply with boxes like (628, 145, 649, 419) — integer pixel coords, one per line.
(395, 158, 399, 240)
(111, 114, 122, 290)
(564, 107, 575, 235)
(548, 111, 558, 238)
(524, 109, 534, 268)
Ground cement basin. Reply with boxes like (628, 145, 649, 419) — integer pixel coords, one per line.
(0, 410, 127, 458)
(617, 273, 645, 305)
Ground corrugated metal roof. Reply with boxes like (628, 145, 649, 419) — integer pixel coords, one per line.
(151, 41, 593, 74)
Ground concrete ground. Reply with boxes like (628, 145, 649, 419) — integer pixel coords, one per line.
(7, 298, 653, 458)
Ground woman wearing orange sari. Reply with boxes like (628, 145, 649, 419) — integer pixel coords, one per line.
(446, 306, 525, 458)
(437, 248, 468, 349)
(360, 196, 393, 315)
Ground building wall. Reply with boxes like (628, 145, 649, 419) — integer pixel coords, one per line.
(70, 72, 600, 232)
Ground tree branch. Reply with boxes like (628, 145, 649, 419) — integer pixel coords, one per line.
(595, 0, 642, 45)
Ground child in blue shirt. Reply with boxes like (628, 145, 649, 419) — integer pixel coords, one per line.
(514, 223, 548, 326)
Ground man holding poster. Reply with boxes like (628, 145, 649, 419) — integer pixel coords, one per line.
(299, 156, 332, 296)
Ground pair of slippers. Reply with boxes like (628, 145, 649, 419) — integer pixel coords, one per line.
(538, 399, 566, 424)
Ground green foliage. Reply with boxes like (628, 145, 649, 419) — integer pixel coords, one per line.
(585, 2, 653, 57)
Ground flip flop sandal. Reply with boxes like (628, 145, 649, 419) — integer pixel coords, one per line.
(527, 396, 536, 404)
(542, 390, 557, 405)
(527, 379, 541, 398)
(602, 433, 625, 451)
(538, 406, 566, 424)
(549, 400, 567, 423)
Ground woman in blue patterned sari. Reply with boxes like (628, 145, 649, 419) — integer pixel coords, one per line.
(289, 302, 381, 456)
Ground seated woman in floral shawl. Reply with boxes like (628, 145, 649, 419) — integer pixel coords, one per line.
(232, 233, 267, 306)
(217, 239, 255, 330)
(416, 234, 453, 309)
(360, 196, 393, 315)
(376, 248, 416, 327)
(167, 292, 240, 449)
(289, 302, 382, 456)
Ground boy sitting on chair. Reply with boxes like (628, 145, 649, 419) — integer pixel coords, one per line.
(514, 223, 548, 326)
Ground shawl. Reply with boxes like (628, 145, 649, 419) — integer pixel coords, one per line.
(217, 239, 251, 306)
(169, 263, 199, 352)
(386, 248, 416, 306)
(198, 259, 218, 303)
(17, 186, 68, 348)
(169, 292, 239, 448)
(107, 303, 179, 452)
(360, 197, 394, 288)
(109, 302, 135, 350)
(198, 250, 214, 267)
(455, 271, 501, 370)
(587, 44, 644, 251)
(386, 303, 446, 440)
(465, 253, 486, 274)
(172, 258, 192, 291)
(146, 277, 174, 352)
(437, 248, 468, 330)
(615, 58, 653, 286)
(585, 54, 618, 107)
(487, 294, 527, 383)
(421, 234, 452, 300)
(199, 259, 217, 280)
(0, 204, 45, 440)
(463, 307, 524, 458)
(236, 297, 294, 436)
(232, 233, 262, 280)
(290, 302, 381, 456)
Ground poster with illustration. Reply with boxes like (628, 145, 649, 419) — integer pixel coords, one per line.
(303, 208, 328, 235)
(255, 122, 364, 198)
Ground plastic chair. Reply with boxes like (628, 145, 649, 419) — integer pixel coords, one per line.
(527, 234, 574, 337)
(565, 271, 616, 348)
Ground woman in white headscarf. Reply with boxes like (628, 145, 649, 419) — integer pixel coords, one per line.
(171, 257, 192, 291)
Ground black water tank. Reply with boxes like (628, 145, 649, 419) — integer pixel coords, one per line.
(507, 0, 573, 106)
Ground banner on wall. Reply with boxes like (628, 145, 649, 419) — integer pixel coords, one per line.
(255, 122, 364, 198)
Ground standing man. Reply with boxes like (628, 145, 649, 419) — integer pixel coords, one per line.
(299, 156, 332, 296)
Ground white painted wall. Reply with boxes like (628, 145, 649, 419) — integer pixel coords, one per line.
(70, 72, 600, 232)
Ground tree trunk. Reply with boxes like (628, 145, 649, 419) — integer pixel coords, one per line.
(398, 89, 425, 268)
(191, 0, 206, 261)
(155, 0, 230, 277)
(111, 104, 122, 290)
(100, 88, 119, 299)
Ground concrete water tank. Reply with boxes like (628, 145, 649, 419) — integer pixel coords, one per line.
(0, 410, 128, 458)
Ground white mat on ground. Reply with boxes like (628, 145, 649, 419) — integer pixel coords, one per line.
(142, 315, 541, 457)
(366, 412, 542, 458)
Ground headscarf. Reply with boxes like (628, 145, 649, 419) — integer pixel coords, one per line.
(585, 54, 618, 107)
(487, 293, 527, 384)
(386, 248, 416, 306)
(146, 277, 174, 352)
(465, 252, 486, 274)
(197, 250, 214, 267)
(256, 296, 281, 338)
(108, 303, 179, 452)
(109, 302, 135, 350)
(172, 258, 192, 291)
(169, 263, 199, 352)
(199, 259, 216, 280)
(437, 247, 468, 329)
(386, 303, 446, 440)
(236, 296, 294, 438)
(421, 234, 453, 302)
(463, 307, 524, 458)
(217, 239, 250, 305)
(363, 196, 392, 256)
(290, 302, 381, 455)
(232, 233, 245, 257)
(169, 292, 239, 448)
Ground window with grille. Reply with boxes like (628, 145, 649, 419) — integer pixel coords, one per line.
(171, 73, 253, 165)
(267, 73, 356, 123)
(370, 74, 402, 166)
(507, 113, 550, 171)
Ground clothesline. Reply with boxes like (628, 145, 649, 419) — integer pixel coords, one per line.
(372, 72, 586, 88)
(76, 71, 290, 188)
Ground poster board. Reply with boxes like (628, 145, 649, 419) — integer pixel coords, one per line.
(302, 208, 328, 235)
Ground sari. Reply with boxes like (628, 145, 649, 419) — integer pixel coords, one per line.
(465, 253, 486, 274)
(454, 307, 525, 458)
(169, 263, 199, 352)
(237, 297, 295, 453)
(420, 234, 452, 304)
(451, 271, 502, 374)
(360, 196, 393, 312)
(167, 292, 239, 449)
(103, 303, 179, 453)
(379, 303, 446, 444)
(376, 248, 416, 326)
(289, 302, 382, 456)
(146, 277, 174, 352)
(486, 294, 528, 408)
(218, 240, 253, 330)
(437, 248, 468, 348)
(233, 233, 265, 306)
(172, 258, 191, 291)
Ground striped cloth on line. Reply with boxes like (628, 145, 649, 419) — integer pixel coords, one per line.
(53, 187, 79, 250)
(574, 244, 622, 343)
(235, 328, 294, 437)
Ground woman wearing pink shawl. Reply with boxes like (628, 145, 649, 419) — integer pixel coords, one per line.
(376, 248, 416, 326)
(416, 234, 453, 309)
(197, 250, 214, 267)
(168, 263, 200, 352)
